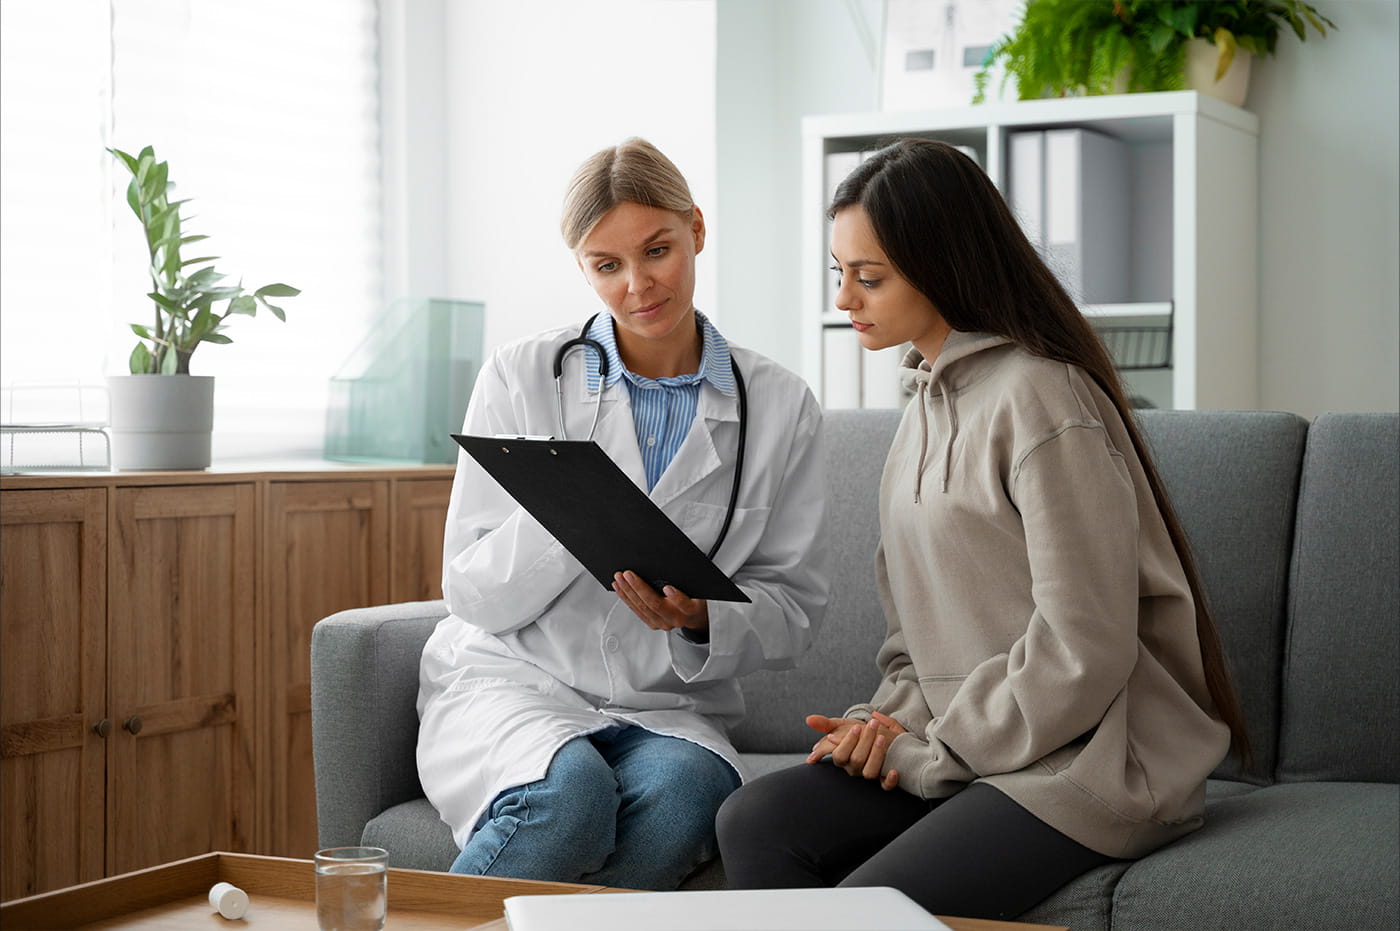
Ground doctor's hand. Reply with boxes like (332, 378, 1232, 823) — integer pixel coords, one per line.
(612, 570, 710, 634)
(805, 712, 904, 790)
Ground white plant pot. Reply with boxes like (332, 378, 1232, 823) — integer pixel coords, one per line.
(106, 374, 215, 470)
(1185, 37, 1253, 108)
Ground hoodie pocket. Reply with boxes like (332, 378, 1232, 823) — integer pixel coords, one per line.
(916, 674, 967, 718)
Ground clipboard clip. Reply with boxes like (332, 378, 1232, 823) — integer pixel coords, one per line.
(493, 434, 555, 441)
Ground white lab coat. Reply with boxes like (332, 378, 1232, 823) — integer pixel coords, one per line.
(416, 321, 831, 848)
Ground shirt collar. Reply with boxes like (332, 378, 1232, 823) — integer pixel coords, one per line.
(584, 310, 736, 397)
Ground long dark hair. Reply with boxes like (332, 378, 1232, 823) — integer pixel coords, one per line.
(831, 137, 1251, 766)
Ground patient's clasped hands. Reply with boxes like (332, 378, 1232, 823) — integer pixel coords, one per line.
(805, 711, 906, 790)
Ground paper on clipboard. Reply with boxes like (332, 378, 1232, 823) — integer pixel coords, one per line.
(451, 434, 750, 603)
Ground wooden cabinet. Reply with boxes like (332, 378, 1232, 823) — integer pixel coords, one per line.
(106, 484, 257, 875)
(0, 489, 106, 900)
(392, 478, 455, 603)
(264, 479, 390, 860)
(0, 465, 453, 899)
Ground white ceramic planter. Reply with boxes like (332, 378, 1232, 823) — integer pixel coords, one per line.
(106, 374, 215, 470)
(1185, 37, 1253, 108)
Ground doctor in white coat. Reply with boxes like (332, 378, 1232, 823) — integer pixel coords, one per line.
(417, 138, 830, 891)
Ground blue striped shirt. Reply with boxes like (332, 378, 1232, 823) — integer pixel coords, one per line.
(584, 311, 736, 490)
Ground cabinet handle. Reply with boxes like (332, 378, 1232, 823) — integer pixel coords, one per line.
(93, 719, 112, 738)
(123, 716, 143, 735)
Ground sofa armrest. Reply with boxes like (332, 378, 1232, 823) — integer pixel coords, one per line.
(311, 600, 446, 849)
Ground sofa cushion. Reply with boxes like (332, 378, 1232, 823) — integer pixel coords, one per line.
(1017, 862, 1130, 931)
(1277, 412, 1400, 784)
(363, 797, 456, 872)
(728, 409, 903, 754)
(1136, 410, 1308, 783)
(1106, 781, 1400, 931)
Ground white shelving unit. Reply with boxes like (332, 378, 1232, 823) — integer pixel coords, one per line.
(803, 91, 1259, 411)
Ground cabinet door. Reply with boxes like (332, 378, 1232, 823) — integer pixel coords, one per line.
(264, 479, 389, 858)
(0, 489, 107, 900)
(106, 484, 257, 875)
(391, 477, 452, 603)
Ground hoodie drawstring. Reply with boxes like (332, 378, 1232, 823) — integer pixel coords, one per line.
(941, 379, 958, 494)
(913, 380, 930, 503)
(913, 375, 958, 500)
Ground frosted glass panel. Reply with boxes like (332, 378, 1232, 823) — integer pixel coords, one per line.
(325, 299, 484, 464)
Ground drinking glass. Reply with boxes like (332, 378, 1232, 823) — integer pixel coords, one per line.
(314, 846, 388, 931)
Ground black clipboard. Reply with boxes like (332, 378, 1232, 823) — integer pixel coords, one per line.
(452, 434, 750, 603)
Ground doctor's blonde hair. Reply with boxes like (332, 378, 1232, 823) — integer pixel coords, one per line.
(561, 137, 696, 250)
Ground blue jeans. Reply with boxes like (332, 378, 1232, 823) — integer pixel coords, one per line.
(449, 725, 741, 889)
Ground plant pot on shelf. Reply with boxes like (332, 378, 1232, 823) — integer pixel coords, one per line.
(106, 374, 215, 471)
(1185, 37, 1253, 107)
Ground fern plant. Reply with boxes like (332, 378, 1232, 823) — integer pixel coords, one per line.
(109, 145, 300, 374)
(1142, 0, 1336, 83)
(975, 0, 1335, 103)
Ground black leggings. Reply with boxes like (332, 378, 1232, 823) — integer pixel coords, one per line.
(716, 764, 1115, 921)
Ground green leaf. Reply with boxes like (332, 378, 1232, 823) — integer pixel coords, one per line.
(150, 202, 181, 230)
(254, 283, 301, 298)
(190, 304, 217, 335)
(125, 178, 142, 217)
(147, 291, 183, 313)
(129, 342, 153, 374)
(1147, 22, 1176, 54)
(149, 161, 169, 202)
(260, 300, 288, 322)
(159, 346, 180, 374)
(108, 147, 139, 175)
(187, 267, 225, 289)
(203, 333, 233, 344)
(179, 255, 220, 268)
(130, 323, 153, 339)
(228, 295, 257, 315)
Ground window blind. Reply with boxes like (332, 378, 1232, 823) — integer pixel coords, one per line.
(1, 0, 382, 459)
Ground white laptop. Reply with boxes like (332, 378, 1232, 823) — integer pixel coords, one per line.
(502, 886, 951, 931)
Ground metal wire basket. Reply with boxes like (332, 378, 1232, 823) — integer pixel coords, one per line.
(1098, 322, 1173, 370)
(1, 424, 111, 472)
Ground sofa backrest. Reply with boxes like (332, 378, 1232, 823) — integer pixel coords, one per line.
(1136, 410, 1309, 783)
(1276, 412, 1400, 784)
(730, 409, 901, 753)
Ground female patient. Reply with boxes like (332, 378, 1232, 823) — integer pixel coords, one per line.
(417, 138, 828, 890)
(717, 138, 1249, 919)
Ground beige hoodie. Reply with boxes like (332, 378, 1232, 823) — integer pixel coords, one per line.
(845, 330, 1230, 859)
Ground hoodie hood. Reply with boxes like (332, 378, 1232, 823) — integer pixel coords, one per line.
(898, 330, 1013, 501)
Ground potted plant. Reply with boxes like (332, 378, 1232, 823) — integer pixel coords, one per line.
(974, 0, 1335, 106)
(106, 145, 299, 469)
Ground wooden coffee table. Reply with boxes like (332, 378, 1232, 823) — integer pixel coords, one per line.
(0, 852, 1068, 930)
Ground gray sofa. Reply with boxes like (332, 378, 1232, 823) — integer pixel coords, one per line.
(312, 409, 1399, 930)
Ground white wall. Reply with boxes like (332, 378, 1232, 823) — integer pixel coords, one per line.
(1248, 0, 1400, 416)
(715, 0, 879, 374)
(429, 0, 717, 352)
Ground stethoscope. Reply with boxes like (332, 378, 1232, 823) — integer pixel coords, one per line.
(552, 313, 748, 562)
